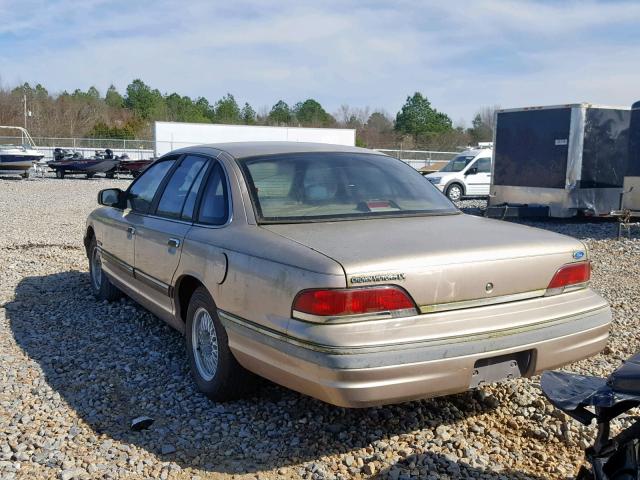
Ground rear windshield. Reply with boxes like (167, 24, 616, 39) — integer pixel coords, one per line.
(239, 152, 457, 223)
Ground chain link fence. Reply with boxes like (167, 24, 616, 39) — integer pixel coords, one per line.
(0, 135, 154, 161)
(0, 135, 154, 150)
(376, 149, 458, 172)
(1, 135, 458, 170)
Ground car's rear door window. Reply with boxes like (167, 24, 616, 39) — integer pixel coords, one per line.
(180, 161, 209, 221)
(476, 158, 492, 173)
(127, 159, 176, 213)
(155, 155, 208, 219)
(197, 162, 229, 225)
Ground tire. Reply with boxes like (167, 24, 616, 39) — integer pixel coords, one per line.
(131, 171, 140, 179)
(86, 173, 95, 179)
(88, 237, 122, 301)
(185, 287, 257, 401)
(105, 172, 115, 179)
(55, 169, 65, 179)
(446, 183, 463, 201)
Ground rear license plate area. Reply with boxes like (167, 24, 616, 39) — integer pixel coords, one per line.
(469, 350, 533, 388)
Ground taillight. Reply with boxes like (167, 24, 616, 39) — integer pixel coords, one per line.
(292, 286, 417, 321)
(546, 261, 591, 295)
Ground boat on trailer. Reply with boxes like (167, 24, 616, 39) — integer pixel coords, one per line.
(48, 149, 120, 179)
(0, 126, 44, 178)
(105, 156, 155, 178)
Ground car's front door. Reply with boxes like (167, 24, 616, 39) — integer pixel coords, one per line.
(99, 159, 176, 285)
(464, 157, 492, 195)
(98, 207, 136, 285)
(128, 154, 210, 319)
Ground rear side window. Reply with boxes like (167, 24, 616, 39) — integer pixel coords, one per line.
(156, 155, 208, 219)
(127, 159, 176, 213)
(180, 162, 209, 221)
(198, 163, 229, 225)
(476, 158, 491, 173)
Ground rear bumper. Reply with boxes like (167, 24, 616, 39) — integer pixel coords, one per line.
(221, 291, 611, 407)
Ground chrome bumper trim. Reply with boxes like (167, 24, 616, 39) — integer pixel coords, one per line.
(419, 288, 548, 314)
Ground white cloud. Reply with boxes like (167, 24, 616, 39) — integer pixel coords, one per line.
(1, 0, 639, 123)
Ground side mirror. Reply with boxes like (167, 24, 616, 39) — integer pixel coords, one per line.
(465, 167, 478, 176)
(98, 188, 123, 207)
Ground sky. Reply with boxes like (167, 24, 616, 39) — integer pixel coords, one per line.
(1, 0, 639, 126)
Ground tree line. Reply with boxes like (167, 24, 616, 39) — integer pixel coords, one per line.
(0, 80, 497, 150)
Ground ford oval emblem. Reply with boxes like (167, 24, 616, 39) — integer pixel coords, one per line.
(573, 251, 585, 260)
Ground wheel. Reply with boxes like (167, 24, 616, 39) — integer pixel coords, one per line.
(21, 170, 31, 179)
(105, 172, 115, 179)
(131, 171, 140, 179)
(86, 173, 95, 179)
(446, 183, 463, 201)
(55, 169, 65, 179)
(88, 237, 122, 301)
(185, 287, 257, 401)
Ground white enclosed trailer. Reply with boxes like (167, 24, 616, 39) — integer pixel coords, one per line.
(154, 122, 356, 157)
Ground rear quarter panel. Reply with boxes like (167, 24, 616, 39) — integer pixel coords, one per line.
(178, 224, 346, 334)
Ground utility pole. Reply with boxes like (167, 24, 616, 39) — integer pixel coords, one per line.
(22, 90, 32, 142)
(23, 93, 27, 144)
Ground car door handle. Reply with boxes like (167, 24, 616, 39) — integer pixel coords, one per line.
(167, 238, 181, 248)
(127, 226, 136, 236)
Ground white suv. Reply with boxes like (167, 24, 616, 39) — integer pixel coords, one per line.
(424, 147, 493, 201)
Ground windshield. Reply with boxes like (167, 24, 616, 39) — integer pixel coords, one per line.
(239, 152, 458, 223)
(440, 155, 475, 172)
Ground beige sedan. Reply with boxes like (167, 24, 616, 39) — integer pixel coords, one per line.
(85, 142, 611, 407)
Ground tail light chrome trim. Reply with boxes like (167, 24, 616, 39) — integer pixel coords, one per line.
(292, 286, 418, 324)
(545, 261, 591, 297)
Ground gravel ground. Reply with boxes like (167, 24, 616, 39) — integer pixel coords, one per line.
(0, 177, 639, 480)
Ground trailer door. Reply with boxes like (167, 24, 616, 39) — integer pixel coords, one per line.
(493, 108, 571, 189)
(581, 108, 630, 188)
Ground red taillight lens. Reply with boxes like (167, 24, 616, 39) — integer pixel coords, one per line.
(293, 286, 416, 318)
(547, 261, 591, 289)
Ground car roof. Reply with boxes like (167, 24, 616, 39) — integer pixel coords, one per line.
(459, 148, 492, 158)
(169, 141, 385, 160)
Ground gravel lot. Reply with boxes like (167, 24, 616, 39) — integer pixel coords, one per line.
(1, 176, 639, 480)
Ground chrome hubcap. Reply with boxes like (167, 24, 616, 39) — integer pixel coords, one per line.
(448, 186, 462, 201)
(91, 247, 102, 290)
(192, 307, 219, 381)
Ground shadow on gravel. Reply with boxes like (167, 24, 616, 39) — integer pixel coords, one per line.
(457, 202, 624, 241)
(8, 270, 544, 479)
(507, 217, 621, 241)
(0, 175, 27, 181)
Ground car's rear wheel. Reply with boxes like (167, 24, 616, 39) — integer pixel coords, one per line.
(446, 183, 463, 201)
(185, 287, 257, 401)
(88, 237, 121, 301)
(55, 169, 65, 179)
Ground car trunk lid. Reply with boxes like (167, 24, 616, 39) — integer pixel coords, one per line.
(262, 214, 586, 310)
